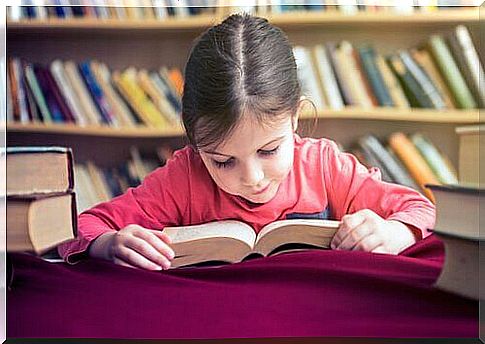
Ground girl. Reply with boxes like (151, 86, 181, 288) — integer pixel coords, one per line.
(58, 13, 435, 270)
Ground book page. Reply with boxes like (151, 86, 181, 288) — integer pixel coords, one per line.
(257, 219, 340, 243)
(163, 220, 256, 248)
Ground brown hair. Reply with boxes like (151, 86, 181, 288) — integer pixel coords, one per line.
(182, 13, 301, 150)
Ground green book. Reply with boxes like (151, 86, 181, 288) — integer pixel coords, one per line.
(428, 35, 477, 109)
(411, 133, 458, 185)
(24, 63, 52, 123)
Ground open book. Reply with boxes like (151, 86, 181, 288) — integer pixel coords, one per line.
(163, 219, 340, 268)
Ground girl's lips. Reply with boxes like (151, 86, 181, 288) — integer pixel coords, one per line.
(253, 183, 271, 195)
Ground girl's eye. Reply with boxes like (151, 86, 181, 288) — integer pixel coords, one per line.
(213, 158, 234, 169)
(259, 146, 280, 156)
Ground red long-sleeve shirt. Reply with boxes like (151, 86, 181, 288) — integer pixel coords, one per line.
(58, 135, 436, 262)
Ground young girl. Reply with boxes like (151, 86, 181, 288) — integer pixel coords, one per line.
(58, 13, 435, 270)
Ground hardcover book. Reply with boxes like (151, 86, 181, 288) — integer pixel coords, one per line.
(163, 219, 340, 268)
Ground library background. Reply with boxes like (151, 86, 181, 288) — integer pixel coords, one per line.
(4, 1, 483, 253)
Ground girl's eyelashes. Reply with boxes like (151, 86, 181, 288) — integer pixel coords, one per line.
(212, 146, 280, 169)
(258, 146, 280, 156)
(213, 158, 235, 169)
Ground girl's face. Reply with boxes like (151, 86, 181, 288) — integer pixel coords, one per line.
(199, 114, 298, 204)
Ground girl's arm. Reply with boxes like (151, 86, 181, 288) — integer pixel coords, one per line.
(322, 140, 436, 254)
(58, 149, 191, 265)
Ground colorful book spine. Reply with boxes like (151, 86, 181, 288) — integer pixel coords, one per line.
(388, 132, 440, 202)
(78, 61, 118, 126)
(428, 35, 477, 109)
(358, 46, 394, 107)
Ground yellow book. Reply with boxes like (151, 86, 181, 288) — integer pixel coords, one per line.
(374, 52, 410, 108)
(137, 69, 179, 125)
(113, 68, 169, 128)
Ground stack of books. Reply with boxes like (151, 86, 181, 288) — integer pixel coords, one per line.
(426, 184, 484, 300)
(6, 59, 183, 129)
(351, 132, 458, 202)
(6, 146, 77, 255)
(74, 145, 173, 212)
(6, 0, 477, 21)
(293, 25, 484, 111)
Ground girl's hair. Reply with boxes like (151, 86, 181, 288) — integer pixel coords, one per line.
(182, 13, 301, 150)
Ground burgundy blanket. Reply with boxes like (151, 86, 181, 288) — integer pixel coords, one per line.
(7, 234, 478, 339)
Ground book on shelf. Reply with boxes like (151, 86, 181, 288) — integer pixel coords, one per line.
(6, 1, 476, 21)
(163, 219, 340, 268)
(6, 146, 74, 196)
(388, 132, 440, 201)
(426, 184, 484, 300)
(455, 125, 484, 186)
(447, 25, 485, 108)
(6, 146, 77, 254)
(311, 44, 344, 110)
(293, 45, 327, 110)
(358, 46, 394, 107)
(357, 134, 419, 190)
(427, 34, 477, 109)
(410, 133, 458, 185)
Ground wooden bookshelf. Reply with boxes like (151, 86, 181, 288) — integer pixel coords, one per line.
(6, 108, 482, 138)
(6, 8, 479, 32)
(7, 7, 482, 170)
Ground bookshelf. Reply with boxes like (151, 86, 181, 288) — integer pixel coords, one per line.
(6, 7, 483, 170)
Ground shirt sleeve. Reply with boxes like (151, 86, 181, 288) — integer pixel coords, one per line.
(58, 149, 191, 263)
(322, 140, 436, 240)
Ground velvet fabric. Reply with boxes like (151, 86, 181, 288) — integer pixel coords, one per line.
(8, 234, 477, 339)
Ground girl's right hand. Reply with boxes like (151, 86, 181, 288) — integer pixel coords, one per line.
(88, 224, 175, 271)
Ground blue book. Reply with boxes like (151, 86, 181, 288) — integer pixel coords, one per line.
(78, 61, 115, 125)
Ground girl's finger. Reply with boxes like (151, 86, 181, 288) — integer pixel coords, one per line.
(332, 212, 367, 248)
(122, 237, 171, 270)
(352, 234, 383, 252)
(134, 229, 175, 260)
(335, 222, 372, 251)
(113, 246, 165, 271)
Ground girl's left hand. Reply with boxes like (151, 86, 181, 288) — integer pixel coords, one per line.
(330, 209, 417, 255)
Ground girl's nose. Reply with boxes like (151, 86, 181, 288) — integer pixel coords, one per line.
(240, 161, 264, 186)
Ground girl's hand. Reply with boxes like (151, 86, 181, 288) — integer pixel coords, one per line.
(330, 209, 417, 255)
(88, 225, 175, 270)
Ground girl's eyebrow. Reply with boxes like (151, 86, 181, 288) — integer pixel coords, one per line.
(203, 135, 286, 157)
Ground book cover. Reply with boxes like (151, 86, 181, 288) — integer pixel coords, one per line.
(33, 64, 66, 123)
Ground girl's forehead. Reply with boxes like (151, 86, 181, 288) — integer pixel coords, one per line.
(212, 116, 293, 154)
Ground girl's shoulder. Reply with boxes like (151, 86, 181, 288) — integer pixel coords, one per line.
(294, 134, 340, 158)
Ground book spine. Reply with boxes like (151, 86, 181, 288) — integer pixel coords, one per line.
(398, 50, 446, 109)
(50, 60, 88, 126)
(358, 46, 394, 107)
(374, 52, 410, 108)
(388, 132, 440, 201)
(23, 63, 53, 123)
(410, 133, 458, 185)
(78, 61, 117, 126)
(43, 67, 76, 123)
(325, 42, 354, 106)
(33, 65, 65, 123)
(428, 35, 477, 109)
(312, 44, 345, 110)
(387, 54, 434, 108)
